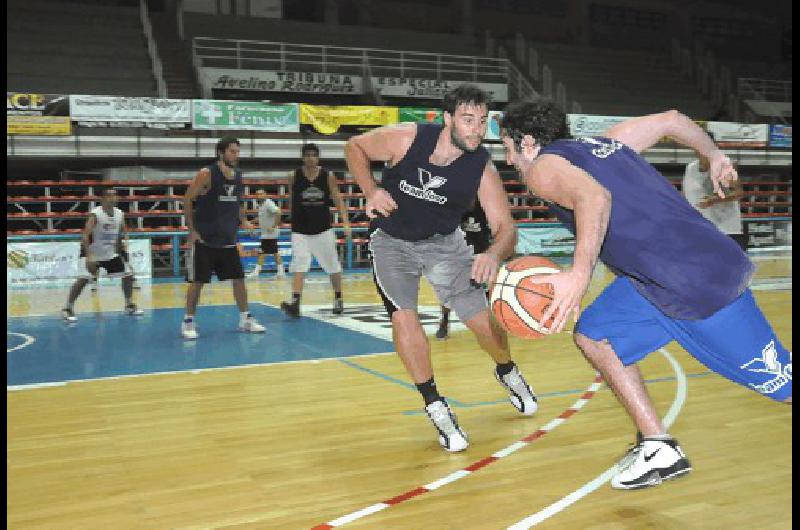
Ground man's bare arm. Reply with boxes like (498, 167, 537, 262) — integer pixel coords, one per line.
(183, 168, 211, 240)
(344, 123, 415, 217)
(82, 214, 97, 261)
(473, 160, 517, 285)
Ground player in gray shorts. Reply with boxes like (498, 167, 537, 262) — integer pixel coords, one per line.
(346, 84, 538, 453)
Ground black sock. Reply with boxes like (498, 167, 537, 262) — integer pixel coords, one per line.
(496, 360, 516, 377)
(335, 291, 342, 300)
(416, 377, 442, 406)
(440, 307, 450, 324)
(291, 293, 301, 305)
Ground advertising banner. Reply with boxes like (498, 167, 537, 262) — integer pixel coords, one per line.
(373, 77, 509, 102)
(706, 121, 769, 148)
(398, 107, 443, 124)
(7, 239, 152, 285)
(200, 68, 364, 95)
(192, 100, 299, 131)
(69, 95, 191, 127)
(567, 114, 630, 137)
(7, 92, 69, 116)
(300, 104, 399, 134)
(769, 124, 792, 148)
(515, 226, 575, 256)
(7, 115, 71, 135)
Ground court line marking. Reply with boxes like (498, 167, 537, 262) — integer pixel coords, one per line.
(309, 373, 605, 530)
(506, 347, 688, 529)
(7, 332, 36, 353)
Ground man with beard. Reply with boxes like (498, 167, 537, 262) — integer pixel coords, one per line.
(181, 136, 266, 339)
(344, 84, 538, 452)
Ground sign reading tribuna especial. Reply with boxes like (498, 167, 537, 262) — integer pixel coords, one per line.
(191, 100, 299, 131)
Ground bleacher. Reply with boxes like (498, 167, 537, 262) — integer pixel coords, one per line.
(7, 0, 156, 96)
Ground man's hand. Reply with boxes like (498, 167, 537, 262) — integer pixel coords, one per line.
(708, 151, 738, 198)
(188, 230, 203, 244)
(365, 188, 398, 219)
(529, 268, 591, 334)
(472, 252, 500, 288)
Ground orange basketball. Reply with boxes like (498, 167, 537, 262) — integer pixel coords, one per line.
(490, 256, 560, 339)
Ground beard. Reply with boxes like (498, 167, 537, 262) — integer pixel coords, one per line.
(450, 129, 480, 153)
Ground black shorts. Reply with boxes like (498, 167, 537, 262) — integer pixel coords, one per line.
(79, 255, 130, 278)
(186, 241, 244, 283)
(260, 239, 279, 254)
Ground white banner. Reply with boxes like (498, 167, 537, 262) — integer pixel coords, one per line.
(372, 77, 509, 102)
(706, 121, 769, 147)
(69, 95, 191, 124)
(567, 114, 630, 137)
(200, 68, 364, 95)
(7, 239, 151, 286)
(199, 68, 509, 101)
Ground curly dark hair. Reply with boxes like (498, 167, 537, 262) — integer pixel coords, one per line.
(441, 84, 492, 115)
(500, 99, 570, 150)
(215, 136, 240, 157)
(301, 142, 320, 156)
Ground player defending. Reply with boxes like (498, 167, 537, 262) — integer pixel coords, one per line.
(500, 99, 792, 489)
(345, 84, 538, 452)
(181, 136, 266, 339)
(61, 189, 143, 321)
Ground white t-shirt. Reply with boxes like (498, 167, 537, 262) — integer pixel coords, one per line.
(257, 198, 281, 239)
(89, 206, 124, 261)
(682, 160, 743, 235)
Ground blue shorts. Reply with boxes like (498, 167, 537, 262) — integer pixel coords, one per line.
(576, 277, 792, 402)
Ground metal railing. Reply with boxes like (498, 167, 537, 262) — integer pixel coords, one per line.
(140, 0, 167, 98)
(192, 37, 509, 85)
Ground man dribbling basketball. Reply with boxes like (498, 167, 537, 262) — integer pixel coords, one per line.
(500, 99, 792, 490)
(345, 84, 538, 452)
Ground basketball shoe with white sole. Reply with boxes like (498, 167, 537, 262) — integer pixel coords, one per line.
(424, 398, 469, 452)
(495, 365, 538, 415)
(239, 315, 266, 333)
(611, 437, 692, 490)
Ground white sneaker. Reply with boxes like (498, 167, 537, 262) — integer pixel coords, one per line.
(611, 437, 692, 490)
(125, 303, 144, 316)
(239, 315, 266, 333)
(276, 269, 286, 278)
(495, 365, 538, 415)
(181, 320, 198, 340)
(90, 282, 98, 293)
(247, 265, 261, 279)
(424, 398, 469, 452)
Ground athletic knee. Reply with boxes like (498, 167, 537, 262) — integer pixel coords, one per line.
(574, 333, 613, 357)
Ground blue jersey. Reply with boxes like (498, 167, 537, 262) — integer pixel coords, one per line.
(539, 137, 754, 320)
(193, 163, 243, 247)
(373, 123, 489, 241)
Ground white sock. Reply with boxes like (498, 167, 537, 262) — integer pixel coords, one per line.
(184, 314, 194, 322)
(240, 311, 250, 323)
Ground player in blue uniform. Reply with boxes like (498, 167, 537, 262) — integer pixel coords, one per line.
(500, 99, 792, 490)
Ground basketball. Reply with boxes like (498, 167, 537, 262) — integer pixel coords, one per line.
(490, 256, 560, 339)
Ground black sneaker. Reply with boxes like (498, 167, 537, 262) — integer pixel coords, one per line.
(332, 298, 344, 315)
(125, 303, 144, 316)
(435, 320, 449, 340)
(280, 301, 300, 318)
(611, 436, 692, 490)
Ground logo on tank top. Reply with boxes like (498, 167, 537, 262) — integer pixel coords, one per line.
(399, 168, 448, 205)
(740, 340, 792, 395)
(578, 137, 624, 159)
(220, 183, 239, 202)
(301, 186, 326, 205)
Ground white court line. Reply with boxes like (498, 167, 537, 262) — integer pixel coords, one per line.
(507, 347, 688, 529)
(7, 332, 36, 353)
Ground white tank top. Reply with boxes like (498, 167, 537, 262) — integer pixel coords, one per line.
(89, 206, 124, 261)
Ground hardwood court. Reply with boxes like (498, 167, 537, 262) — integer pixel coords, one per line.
(7, 257, 792, 529)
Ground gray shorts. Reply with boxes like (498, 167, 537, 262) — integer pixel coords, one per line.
(369, 228, 488, 323)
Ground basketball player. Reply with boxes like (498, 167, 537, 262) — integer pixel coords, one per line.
(500, 99, 792, 489)
(436, 198, 492, 340)
(683, 153, 747, 250)
(345, 84, 538, 452)
(279, 143, 350, 317)
(247, 189, 286, 278)
(181, 136, 266, 339)
(61, 188, 143, 322)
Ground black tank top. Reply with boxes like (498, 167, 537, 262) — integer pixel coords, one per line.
(291, 167, 333, 235)
(193, 163, 243, 247)
(373, 123, 489, 241)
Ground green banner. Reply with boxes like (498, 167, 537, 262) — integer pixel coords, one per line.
(192, 100, 299, 132)
(398, 107, 443, 124)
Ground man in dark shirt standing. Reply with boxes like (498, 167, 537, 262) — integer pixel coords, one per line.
(181, 136, 265, 339)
